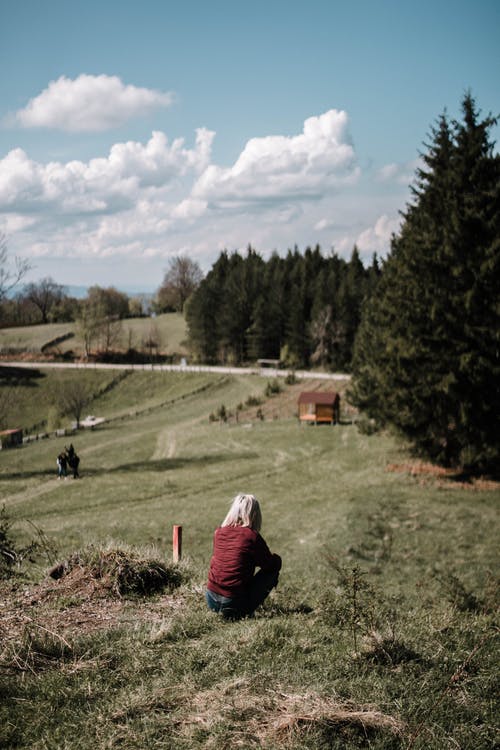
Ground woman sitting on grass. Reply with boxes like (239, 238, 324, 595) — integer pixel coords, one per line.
(206, 493, 282, 620)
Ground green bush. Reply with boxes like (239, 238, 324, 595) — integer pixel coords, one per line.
(265, 379, 283, 397)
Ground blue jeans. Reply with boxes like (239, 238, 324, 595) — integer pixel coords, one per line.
(206, 568, 279, 620)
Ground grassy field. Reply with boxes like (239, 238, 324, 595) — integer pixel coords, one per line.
(1, 370, 498, 749)
(0, 312, 188, 358)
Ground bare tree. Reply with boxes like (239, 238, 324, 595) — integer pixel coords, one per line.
(310, 306, 333, 367)
(77, 300, 103, 359)
(23, 277, 66, 324)
(142, 322, 162, 364)
(0, 232, 32, 302)
(53, 377, 93, 429)
(156, 255, 203, 313)
(98, 316, 122, 353)
(77, 286, 129, 357)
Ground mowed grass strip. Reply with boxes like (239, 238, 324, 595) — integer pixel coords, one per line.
(1, 371, 498, 749)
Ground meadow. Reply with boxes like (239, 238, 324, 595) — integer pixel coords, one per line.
(0, 369, 498, 749)
(0, 312, 189, 359)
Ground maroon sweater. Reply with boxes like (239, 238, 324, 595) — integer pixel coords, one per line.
(207, 525, 282, 598)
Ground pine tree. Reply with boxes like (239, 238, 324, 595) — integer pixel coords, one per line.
(350, 94, 500, 473)
(185, 252, 229, 363)
(285, 256, 310, 367)
(247, 254, 283, 360)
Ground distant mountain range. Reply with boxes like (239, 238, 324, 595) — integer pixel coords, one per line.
(6, 283, 155, 300)
(62, 285, 155, 299)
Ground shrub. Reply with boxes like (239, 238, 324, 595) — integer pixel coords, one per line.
(245, 395, 262, 407)
(0, 506, 55, 579)
(265, 379, 283, 397)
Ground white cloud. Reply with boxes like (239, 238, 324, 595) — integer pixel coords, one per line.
(171, 198, 208, 220)
(0, 106, 416, 285)
(11, 74, 173, 132)
(314, 217, 335, 231)
(0, 129, 214, 215)
(192, 109, 359, 205)
(377, 158, 420, 185)
(356, 214, 400, 256)
(0, 214, 37, 234)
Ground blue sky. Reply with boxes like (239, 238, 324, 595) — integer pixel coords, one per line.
(0, 0, 498, 292)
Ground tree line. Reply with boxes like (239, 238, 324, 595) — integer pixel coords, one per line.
(0, 277, 149, 328)
(185, 245, 380, 370)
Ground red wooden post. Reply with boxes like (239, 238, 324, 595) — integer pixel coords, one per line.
(172, 525, 182, 563)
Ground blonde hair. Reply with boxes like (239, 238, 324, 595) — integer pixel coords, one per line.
(221, 493, 262, 532)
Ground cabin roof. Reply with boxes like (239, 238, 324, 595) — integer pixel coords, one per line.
(298, 391, 339, 405)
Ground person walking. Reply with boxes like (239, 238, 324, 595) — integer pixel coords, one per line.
(57, 452, 67, 479)
(206, 493, 281, 620)
(69, 452, 80, 478)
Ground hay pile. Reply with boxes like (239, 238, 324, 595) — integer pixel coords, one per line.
(176, 677, 405, 747)
(49, 544, 183, 597)
(0, 544, 187, 652)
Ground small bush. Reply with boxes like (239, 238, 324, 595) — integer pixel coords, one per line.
(265, 379, 283, 397)
(0, 506, 55, 579)
(209, 404, 230, 422)
(245, 395, 262, 407)
(356, 415, 379, 435)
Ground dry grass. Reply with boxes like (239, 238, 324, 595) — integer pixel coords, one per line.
(0, 545, 188, 654)
(232, 376, 351, 423)
(174, 677, 405, 748)
(386, 461, 499, 490)
(49, 544, 184, 596)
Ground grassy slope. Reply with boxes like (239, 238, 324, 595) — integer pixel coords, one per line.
(0, 322, 74, 351)
(0, 312, 188, 356)
(2, 365, 218, 434)
(1, 372, 498, 749)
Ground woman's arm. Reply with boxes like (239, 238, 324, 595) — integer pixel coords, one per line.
(254, 534, 282, 572)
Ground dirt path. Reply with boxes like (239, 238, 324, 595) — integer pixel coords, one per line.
(152, 429, 177, 460)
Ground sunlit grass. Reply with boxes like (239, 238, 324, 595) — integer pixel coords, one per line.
(0, 312, 188, 356)
(1, 371, 498, 749)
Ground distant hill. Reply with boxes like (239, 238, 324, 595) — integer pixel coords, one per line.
(13, 284, 156, 299)
(65, 285, 155, 299)
(64, 285, 88, 299)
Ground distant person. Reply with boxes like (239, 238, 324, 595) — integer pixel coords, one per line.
(206, 493, 281, 620)
(57, 452, 67, 479)
(68, 452, 80, 479)
(65, 444, 75, 462)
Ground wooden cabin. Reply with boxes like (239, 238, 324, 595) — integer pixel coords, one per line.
(298, 392, 340, 425)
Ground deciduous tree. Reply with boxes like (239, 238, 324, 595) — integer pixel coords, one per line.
(52, 377, 93, 429)
(0, 232, 31, 304)
(156, 255, 203, 313)
(23, 277, 66, 324)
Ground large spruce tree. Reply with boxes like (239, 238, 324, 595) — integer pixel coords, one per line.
(350, 94, 500, 473)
